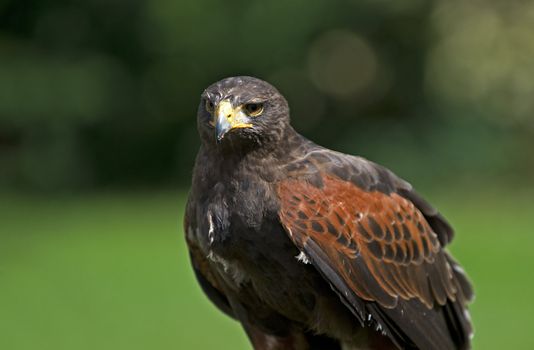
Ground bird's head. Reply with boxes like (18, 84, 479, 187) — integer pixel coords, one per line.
(197, 76, 291, 151)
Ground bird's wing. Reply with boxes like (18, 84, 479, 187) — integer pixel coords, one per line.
(290, 149, 456, 246)
(276, 151, 473, 349)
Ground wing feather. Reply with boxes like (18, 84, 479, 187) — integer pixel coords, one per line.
(278, 174, 459, 308)
(277, 170, 473, 349)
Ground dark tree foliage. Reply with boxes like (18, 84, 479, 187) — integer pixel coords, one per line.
(0, 0, 531, 190)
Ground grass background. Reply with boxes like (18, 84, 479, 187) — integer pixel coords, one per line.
(1, 187, 532, 349)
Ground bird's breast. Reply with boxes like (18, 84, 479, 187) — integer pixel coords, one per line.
(195, 177, 304, 278)
(193, 181, 260, 255)
(191, 175, 343, 328)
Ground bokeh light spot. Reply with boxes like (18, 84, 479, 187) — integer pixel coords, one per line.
(308, 30, 378, 99)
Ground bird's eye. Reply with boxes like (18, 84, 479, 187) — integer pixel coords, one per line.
(205, 100, 214, 113)
(244, 103, 264, 117)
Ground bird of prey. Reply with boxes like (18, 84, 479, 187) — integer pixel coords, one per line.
(184, 76, 473, 350)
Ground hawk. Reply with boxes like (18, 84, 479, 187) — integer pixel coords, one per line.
(184, 76, 473, 350)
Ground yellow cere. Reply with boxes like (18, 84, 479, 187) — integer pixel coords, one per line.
(215, 100, 253, 129)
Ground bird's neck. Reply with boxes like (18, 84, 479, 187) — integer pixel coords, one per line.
(209, 125, 302, 161)
(198, 126, 307, 181)
(252, 125, 302, 159)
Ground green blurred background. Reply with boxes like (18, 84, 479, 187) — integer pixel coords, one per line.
(1, 0, 533, 349)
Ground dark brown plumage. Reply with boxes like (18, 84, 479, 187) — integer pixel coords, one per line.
(184, 76, 474, 350)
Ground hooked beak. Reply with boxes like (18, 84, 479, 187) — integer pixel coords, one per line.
(214, 100, 253, 142)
